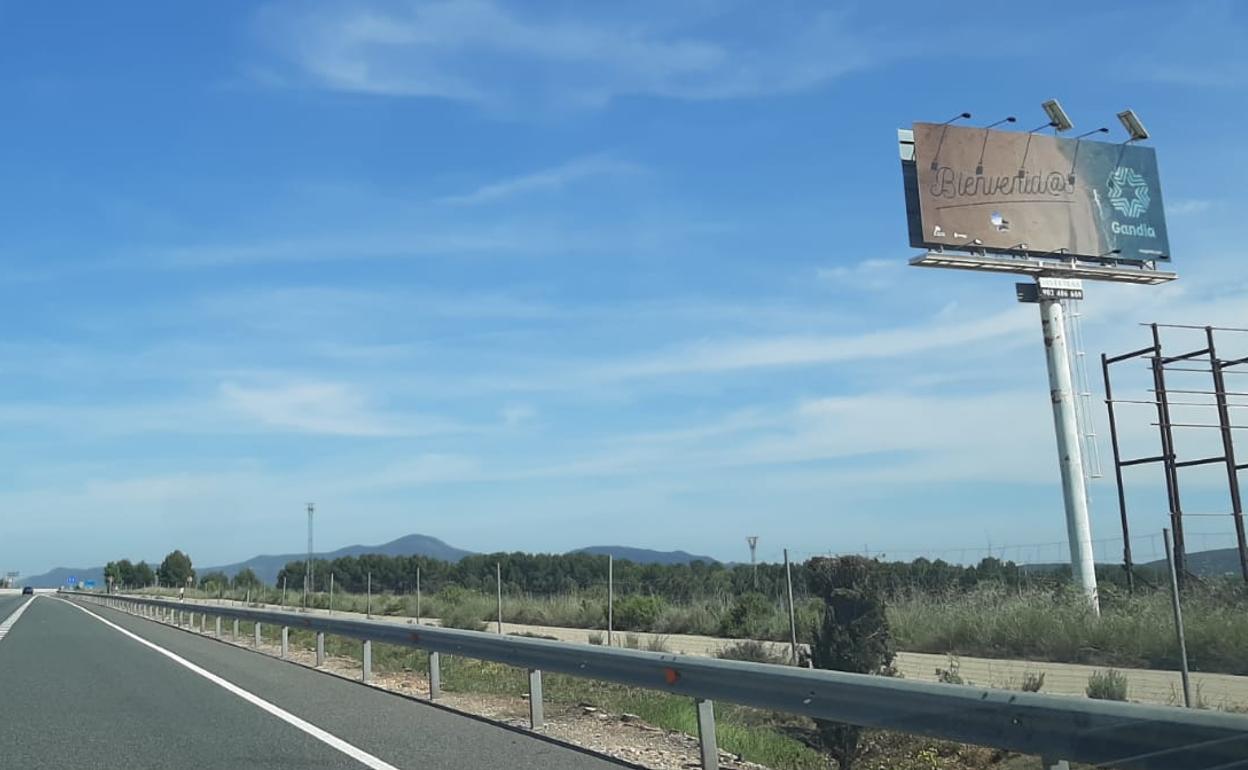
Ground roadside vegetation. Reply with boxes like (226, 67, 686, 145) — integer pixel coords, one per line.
(117, 547, 1248, 675)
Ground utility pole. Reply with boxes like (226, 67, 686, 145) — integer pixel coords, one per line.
(305, 502, 315, 605)
(746, 536, 759, 591)
(1040, 299, 1099, 613)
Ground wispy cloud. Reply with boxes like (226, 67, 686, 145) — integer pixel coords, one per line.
(253, 0, 882, 109)
(1167, 199, 1214, 216)
(219, 380, 461, 437)
(440, 155, 641, 205)
(816, 259, 900, 292)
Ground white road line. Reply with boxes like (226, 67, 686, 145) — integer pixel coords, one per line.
(58, 598, 402, 770)
(0, 596, 36, 642)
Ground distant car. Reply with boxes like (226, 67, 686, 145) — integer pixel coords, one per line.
(21, 586, 34, 595)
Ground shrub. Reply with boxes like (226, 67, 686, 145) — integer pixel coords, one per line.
(717, 640, 787, 665)
(587, 631, 605, 646)
(1021, 671, 1045, 693)
(807, 556, 895, 770)
(1087, 669, 1128, 701)
(719, 593, 776, 638)
(613, 595, 666, 631)
(644, 635, 671, 653)
(935, 656, 965, 685)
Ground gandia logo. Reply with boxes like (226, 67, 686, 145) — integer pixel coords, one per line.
(1107, 167, 1150, 218)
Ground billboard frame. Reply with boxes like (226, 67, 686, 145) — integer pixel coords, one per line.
(899, 128, 1177, 285)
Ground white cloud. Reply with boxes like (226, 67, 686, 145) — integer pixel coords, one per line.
(254, 0, 881, 108)
(219, 380, 457, 436)
(816, 258, 900, 291)
(1167, 199, 1214, 216)
(440, 155, 641, 205)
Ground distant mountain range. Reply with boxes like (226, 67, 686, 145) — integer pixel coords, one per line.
(19, 535, 720, 587)
(572, 545, 718, 566)
(1142, 547, 1245, 578)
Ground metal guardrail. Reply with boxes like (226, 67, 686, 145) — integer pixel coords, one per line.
(74, 593, 1248, 770)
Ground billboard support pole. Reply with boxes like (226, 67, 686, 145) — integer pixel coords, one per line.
(1040, 297, 1100, 613)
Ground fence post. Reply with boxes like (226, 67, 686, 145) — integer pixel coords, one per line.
(428, 651, 441, 700)
(362, 640, 372, 683)
(1164, 528, 1193, 707)
(329, 572, 334, 615)
(416, 567, 421, 625)
(316, 632, 325, 666)
(607, 555, 614, 647)
(784, 548, 799, 665)
(281, 627, 289, 659)
(496, 562, 503, 634)
(528, 669, 544, 729)
(367, 572, 372, 619)
(695, 698, 718, 770)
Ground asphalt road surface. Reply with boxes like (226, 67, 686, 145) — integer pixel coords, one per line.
(0, 596, 630, 769)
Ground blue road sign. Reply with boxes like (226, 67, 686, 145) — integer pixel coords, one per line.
(84, 580, 95, 589)
(67, 576, 77, 586)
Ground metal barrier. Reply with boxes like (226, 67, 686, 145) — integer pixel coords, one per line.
(75, 593, 1248, 770)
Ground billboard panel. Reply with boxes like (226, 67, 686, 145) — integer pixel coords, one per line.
(904, 122, 1170, 263)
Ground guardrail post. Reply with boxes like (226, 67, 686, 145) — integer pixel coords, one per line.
(281, 627, 290, 659)
(255, 622, 262, 648)
(233, 618, 239, 640)
(215, 617, 222, 637)
(362, 640, 372, 683)
(1043, 758, 1070, 770)
(316, 632, 325, 666)
(528, 669, 544, 729)
(695, 698, 718, 770)
(428, 652, 441, 700)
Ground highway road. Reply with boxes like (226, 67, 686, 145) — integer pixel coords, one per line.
(0, 596, 631, 769)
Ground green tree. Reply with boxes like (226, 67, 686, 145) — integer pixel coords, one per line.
(132, 561, 156, 587)
(198, 571, 230, 593)
(806, 556, 895, 770)
(157, 550, 194, 588)
(232, 567, 261, 590)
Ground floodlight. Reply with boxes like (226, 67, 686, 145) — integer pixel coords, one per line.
(943, 111, 972, 124)
(1117, 109, 1149, 142)
(1098, 248, 1123, 258)
(1075, 127, 1109, 139)
(1042, 99, 1073, 132)
(984, 116, 1016, 129)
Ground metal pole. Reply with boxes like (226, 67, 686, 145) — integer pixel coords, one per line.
(428, 651, 441, 699)
(281, 576, 287, 607)
(1206, 327, 1248, 583)
(496, 562, 503, 634)
(329, 572, 334, 615)
(306, 502, 314, 607)
(784, 548, 799, 665)
(607, 555, 614, 647)
(281, 626, 289, 659)
(528, 669, 544, 729)
(415, 566, 421, 624)
(1101, 352, 1135, 593)
(1151, 324, 1187, 583)
(1163, 528, 1192, 708)
(1040, 298, 1099, 612)
(366, 572, 372, 619)
(316, 632, 325, 666)
(362, 640, 372, 683)
(695, 698, 718, 770)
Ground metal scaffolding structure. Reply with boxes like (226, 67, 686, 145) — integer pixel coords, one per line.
(1102, 323, 1248, 589)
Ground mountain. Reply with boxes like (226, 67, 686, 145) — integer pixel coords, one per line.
(202, 534, 474, 585)
(20, 566, 106, 589)
(571, 545, 719, 565)
(1142, 547, 1244, 578)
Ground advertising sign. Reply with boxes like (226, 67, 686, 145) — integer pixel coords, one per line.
(905, 122, 1170, 263)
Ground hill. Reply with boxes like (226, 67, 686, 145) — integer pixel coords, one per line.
(1142, 546, 1245, 578)
(571, 545, 719, 565)
(202, 534, 474, 585)
(20, 566, 106, 589)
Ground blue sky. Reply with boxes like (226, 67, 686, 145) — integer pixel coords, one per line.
(3, 0, 1248, 576)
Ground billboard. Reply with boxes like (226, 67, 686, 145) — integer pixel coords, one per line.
(903, 122, 1170, 263)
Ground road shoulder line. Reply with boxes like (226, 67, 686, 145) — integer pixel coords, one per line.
(0, 596, 36, 642)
